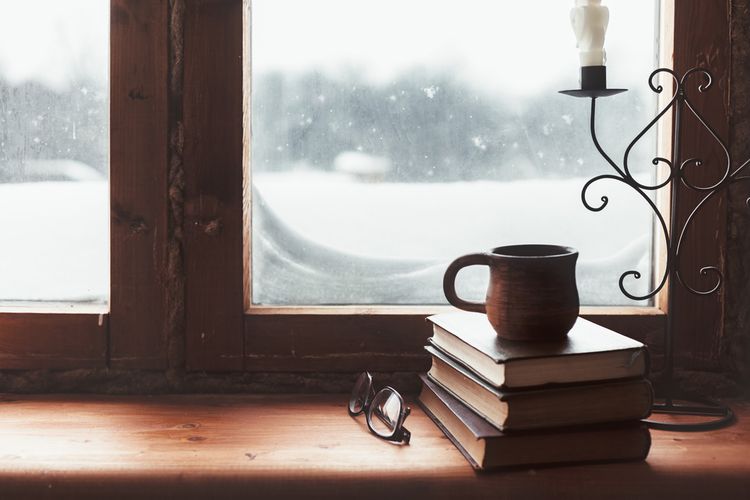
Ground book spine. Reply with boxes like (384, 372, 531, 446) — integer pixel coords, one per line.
(417, 393, 482, 470)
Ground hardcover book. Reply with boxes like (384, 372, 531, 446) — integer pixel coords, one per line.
(426, 345, 653, 431)
(427, 311, 648, 389)
(418, 374, 651, 470)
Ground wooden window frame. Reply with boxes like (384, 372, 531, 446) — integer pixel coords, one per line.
(232, 0, 729, 373)
(0, 0, 732, 375)
(0, 0, 171, 370)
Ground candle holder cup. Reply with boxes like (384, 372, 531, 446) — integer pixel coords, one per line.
(580, 65, 608, 90)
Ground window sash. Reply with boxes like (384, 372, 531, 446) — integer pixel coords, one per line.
(0, 0, 730, 374)
(237, 0, 728, 373)
(0, 0, 171, 370)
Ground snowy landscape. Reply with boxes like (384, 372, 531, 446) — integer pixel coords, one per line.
(252, 170, 653, 306)
(250, 0, 660, 306)
(0, 180, 108, 303)
(0, 0, 661, 307)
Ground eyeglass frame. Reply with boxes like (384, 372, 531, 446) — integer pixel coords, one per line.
(348, 372, 411, 444)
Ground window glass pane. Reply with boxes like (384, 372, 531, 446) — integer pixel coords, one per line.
(250, 0, 659, 306)
(0, 1, 108, 306)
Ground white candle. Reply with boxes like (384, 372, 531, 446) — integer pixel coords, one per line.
(570, 0, 609, 66)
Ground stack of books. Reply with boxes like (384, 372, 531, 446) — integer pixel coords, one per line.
(419, 311, 653, 470)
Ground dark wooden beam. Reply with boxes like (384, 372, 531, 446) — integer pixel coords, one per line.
(110, 0, 171, 369)
(183, 0, 245, 371)
(671, 0, 731, 369)
(243, 312, 665, 373)
(0, 313, 106, 369)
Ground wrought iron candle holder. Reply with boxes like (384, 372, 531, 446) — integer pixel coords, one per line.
(561, 66, 748, 431)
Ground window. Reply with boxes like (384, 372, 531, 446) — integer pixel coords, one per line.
(0, 0, 731, 374)
(0, 1, 108, 307)
(236, 0, 728, 374)
(0, 0, 170, 370)
(249, 0, 660, 307)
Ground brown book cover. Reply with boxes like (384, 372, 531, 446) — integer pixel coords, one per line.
(427, 311, 648, 389)
(426, 345, 653, 431)
(418, 374, 651, 470)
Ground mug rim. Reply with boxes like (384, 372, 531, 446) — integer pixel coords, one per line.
(488, 244, 578, 259)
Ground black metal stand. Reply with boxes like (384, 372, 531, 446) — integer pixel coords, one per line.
(646, 398, 734, 431)
(561, 67, 748, 432)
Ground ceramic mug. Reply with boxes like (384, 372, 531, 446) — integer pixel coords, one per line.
(443, 244, 580, 341)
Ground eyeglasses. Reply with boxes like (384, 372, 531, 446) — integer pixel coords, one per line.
(348, 372, 411, 444)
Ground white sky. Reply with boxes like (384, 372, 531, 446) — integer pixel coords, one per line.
(0, 0, 108, 91)
(252, 0, 658, 96)
(0, 1, 656, 95)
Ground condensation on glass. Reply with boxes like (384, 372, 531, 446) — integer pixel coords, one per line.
(0, 1, 109, 306)
(249, 0, 660, 306)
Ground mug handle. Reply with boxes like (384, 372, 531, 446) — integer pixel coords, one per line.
(442, 253, 490, 313)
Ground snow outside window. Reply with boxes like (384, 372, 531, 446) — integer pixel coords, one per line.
(250, 0, 660, 306)
(0, 1, 109, 305)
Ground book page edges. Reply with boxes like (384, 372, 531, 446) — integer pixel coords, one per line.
(431, 326, 646, 389)
(428, 347, 653, 430)
(431, 328, 505, 386)
(428, 312, 644, 362)
(419, 378, 651, 469)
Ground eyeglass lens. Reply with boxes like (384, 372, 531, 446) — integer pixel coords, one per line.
(368, 389, 402, 438)
(348, 372, 371, 415)
(349, 372, 410, 444)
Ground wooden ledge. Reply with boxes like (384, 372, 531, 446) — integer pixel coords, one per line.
(0, 395, 747, 499)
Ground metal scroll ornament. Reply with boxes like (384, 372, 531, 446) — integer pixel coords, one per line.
(561, 67, 748, 431)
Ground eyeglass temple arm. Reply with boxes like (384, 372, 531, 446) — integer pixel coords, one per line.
(399, 426, 411, 445)
(395, 407, 411, 444)
(373, 405, 411, 444)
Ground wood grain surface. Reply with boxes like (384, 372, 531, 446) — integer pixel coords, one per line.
(0, 314, 106, 369)
(182, 0, 245, 371)
(0, 395, 747, 499)
(110, 0, 170, 369)
(670, 0, 731, 370)
(243, 311, 664, 373)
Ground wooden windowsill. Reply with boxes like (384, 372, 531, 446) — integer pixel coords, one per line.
(245, 306, 667, 316)
(0, 394, 747, 499)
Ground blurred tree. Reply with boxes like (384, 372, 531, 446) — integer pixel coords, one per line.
(254, 69, 656, 183)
